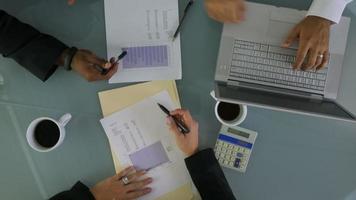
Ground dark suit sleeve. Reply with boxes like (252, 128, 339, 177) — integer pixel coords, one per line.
(185, 148, 236, 200)
(0, 10, 68, 81)
(49, 182, 95, 200)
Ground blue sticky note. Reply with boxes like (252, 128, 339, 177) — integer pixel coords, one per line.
(129, 141, 170, 171)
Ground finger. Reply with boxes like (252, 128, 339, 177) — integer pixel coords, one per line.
(110, 57, 116, 63)
(103, 64, 118, 79)
(282, 26, 299, 48)
(124, 178, 153, 192)
(68, 0, 76, 5)
(166, 117, 181, 137)
(126, 170, 147, 182)
(170, 109, 189, 117)
(86, 54, 110, 69)
(314, 52, 323, 70)
(317, 51, 330, 71)
(294, 42, 310, 70)
(125, 188, 152, 199)
(303, 48, 319, 71)
(114, 166, 135, 180)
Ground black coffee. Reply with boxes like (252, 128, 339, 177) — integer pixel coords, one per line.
(217, 102, 241, 121)
(34, 120, 60, 148)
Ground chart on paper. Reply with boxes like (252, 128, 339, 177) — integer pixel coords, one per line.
(104, 0, 182, 83)
(122, 45, 169, 69)
(100, 91, 191, 200)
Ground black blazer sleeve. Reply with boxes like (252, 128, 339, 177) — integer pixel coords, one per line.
(185, 148, 236, 200)
(49, 182, 95, 200)
(0, 10, 68, 81)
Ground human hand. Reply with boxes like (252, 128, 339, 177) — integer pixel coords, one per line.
(282, 16, 332, 71)
(166, 109, 199, 157)
(71, 49, 118, 82)
(67, 0, 76, 5)
(90, 166, 153, 200)
(205, 0, 246, 23)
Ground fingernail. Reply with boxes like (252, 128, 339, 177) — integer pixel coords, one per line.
(104, 62, 111, 68)
(147, 178, 153, 183)
(145, 188, 152, 193)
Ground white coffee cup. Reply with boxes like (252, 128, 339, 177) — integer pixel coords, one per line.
(214, 101, 247, 127)
(26, 113, 72, 152)
(210, 90, 247, 126)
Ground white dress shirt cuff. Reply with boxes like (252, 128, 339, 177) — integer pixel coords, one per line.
(307, 0, 349, 24)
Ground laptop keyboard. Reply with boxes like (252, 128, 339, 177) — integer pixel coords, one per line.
(229, 40, 328, 94)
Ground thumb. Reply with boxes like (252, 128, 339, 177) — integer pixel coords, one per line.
(282, 27, 299, 48)
(166, 117, 180, 137)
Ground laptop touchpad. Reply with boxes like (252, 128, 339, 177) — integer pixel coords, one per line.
(267, 20, 295, 39)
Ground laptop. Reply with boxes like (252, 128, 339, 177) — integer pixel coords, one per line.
(214, 2, 356, 122)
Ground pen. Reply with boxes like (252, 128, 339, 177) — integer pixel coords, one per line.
(93, 50, 128, 75)
(157, 103, 190, 134)
(173, 0, 195, 40)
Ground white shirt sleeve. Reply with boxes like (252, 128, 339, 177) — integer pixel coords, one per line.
(307, 0, 353, 23)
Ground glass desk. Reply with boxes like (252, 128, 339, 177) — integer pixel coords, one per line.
(1, 0, 356, 199)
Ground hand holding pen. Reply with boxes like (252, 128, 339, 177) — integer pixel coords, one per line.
(166, 109, 199, 157)
(61, 49, 119, 82)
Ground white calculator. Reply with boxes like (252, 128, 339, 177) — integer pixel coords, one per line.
(214, 125, 258, 173)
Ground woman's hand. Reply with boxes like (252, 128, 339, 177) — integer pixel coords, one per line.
(90, 166, 153, 200)
(166, 109, 199, 157)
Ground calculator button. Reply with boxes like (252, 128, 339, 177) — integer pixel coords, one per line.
(230, 156, 235, 161)
(219, 158, 224, 163)
(223, 160, 229, 165)
(227, 150, 232, 154)
(217, 146, 222, 151)
(234, 158, 241, 168)
(229, 161, 234, 167)
(228, 144, 234, 149)
(236, 153, 244, 158)
(222, 149, 227, 153)
(223, 143, 228, 148)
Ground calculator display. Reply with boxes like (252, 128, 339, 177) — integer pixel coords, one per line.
(228, 128, 249, 138)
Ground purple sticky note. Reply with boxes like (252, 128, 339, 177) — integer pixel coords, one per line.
(129, 141, 170, 171)
(122, 45, 169, 68)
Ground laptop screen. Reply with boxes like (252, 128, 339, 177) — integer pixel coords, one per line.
(216, 83, 355, 120)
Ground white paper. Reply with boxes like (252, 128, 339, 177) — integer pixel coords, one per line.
(100, 91, 191, 200)
(104, 0, 182, 83)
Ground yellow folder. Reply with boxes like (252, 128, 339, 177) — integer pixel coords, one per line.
(98, 80, 194, 200)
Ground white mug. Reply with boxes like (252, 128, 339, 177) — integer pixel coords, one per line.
(210, 91, 247, 127)
(26, 113, 72, 152)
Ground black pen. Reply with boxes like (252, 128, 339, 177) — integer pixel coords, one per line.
(93, 50, 128, 75)
(157, 103, 190, 134)
(173, 0, 195, 40)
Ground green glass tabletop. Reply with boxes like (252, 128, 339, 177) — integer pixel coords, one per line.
(1, 0, 356, 199)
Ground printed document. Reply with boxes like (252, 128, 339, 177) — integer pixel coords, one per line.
(100, 91, 191, 199)
(104, 0, 182, 83)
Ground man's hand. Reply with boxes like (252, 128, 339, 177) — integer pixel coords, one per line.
(57, 49, 118, 82)
(282, 16, 332, 71)
(90, 166, 152, 200)
(71, 50, 118, 82)
(166, 109, 199, 157)
(205, 0, 246, 23)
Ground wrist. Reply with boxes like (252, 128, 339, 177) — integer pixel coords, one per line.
(56, 48, 70, 67)
(90, 187, 100, 200)
(307, 16, 332, 26)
